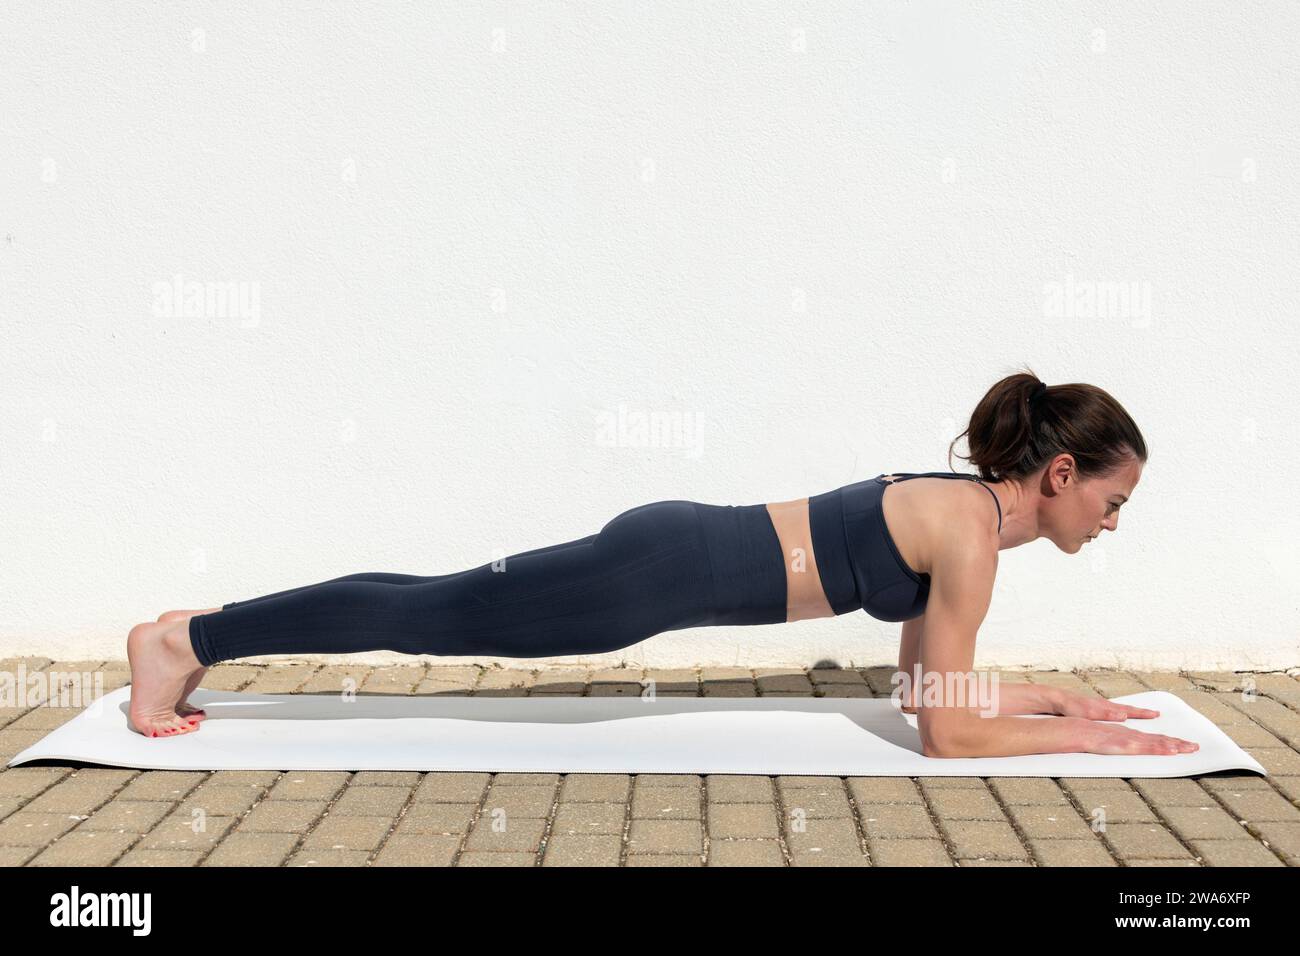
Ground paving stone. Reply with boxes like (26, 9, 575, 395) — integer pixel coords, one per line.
(21, 776, 132, 815)
(938, 820, 1029, 861)
(625, 853, 703, 866)
(867, 839, 952, 866)
(1130, 778, 1215, 806)
(1213, 787, 1300, 822)
(360, 667, 425, 694)
(957, 858, 1033, 866)
(115, 848, 207, 867)
(559, 774, 631, 803)
(848, 778, 924, 804)
(529, 669, 592, 694)
(1124, 858, 1201, 866)
(266, 772, 350, 801)
(392, 802, 477, 836)
(0, 812, 83, 846)
(286, 848, 371, 866)
(0, 845, 39, 866)
(789, 847, 870, 866)
(708, 803, 780, 839)
(1160, 805, 1253, 841)
(626, 819, 702, 854)
(198, 665, 260, 690)
(464, 816, 547, 853)
(327, 786, 412, 817)
(857, 803, 939, 840)
(350, 771, 421, 787)
(79, 800, 174, 834)
(371, 834, 460, 866)
(492, 773, 561, 786)
(1007, 805, 1100, 840)
(0, 767, 75, 799)
(917, 777, 987, 789)
(551, 802, 626, 836)
(179, 784, 267, 817)
(1251, 749, 1300, 775)
(1243, 821, 1300, 863)
(1028, 838, 1118, 866)
(988, 778, 1071, 805)
(139, 812, 238, 851)
(240, 665, 320, 693)
(201, 832, 299, 866)
(237, 801, 330, 833)
(925, 788, 1005, 820)
(641, 669, 701, 692)
(809, 668, 867, 685)
(415, 772, 491, 803)
(114, 771, 207, 802)
(1068, 790, 1159, 825)
(477, 669, 536, 691)
(707, 839, 785, 866)
(631, 787, 700, 820)
(297, 667, 370, 695)
(203, 770, 280, 787)
(1187, 839, 1285, 866)
(28, 829, 139, 866)
(540, 834, 624, 866)
(784, 817, 862, 855)
(480, 784, 555, 818)
(778, 787, 852, 818)
(1100, 822, 1196, 861)
(755, 671, 814, 693)
(456, 851, 538, 866)
(299, 814, 393, 851)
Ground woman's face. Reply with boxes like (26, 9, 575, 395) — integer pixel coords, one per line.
(1044, 457, 1143, 553)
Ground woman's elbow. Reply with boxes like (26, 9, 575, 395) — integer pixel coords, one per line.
(918, 713, 968, 758)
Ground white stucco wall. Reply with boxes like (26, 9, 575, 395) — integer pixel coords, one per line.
(2, 2, 1296, 671)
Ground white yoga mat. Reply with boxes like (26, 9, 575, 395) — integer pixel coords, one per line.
(6, 687, 1265, 777)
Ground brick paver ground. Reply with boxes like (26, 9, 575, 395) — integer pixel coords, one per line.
(1, 658, 1296, 867)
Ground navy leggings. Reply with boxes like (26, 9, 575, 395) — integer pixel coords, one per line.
(188, 499, 789, 666)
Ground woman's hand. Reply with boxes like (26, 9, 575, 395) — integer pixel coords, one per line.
(1050, 691, 1164, 723)
(1077, 718, 1200, 755)
(1049, 691, 1200, 755)
(1050, 689, 1160, 722)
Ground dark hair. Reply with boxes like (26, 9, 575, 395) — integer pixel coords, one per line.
(948, 367, 1148, 483)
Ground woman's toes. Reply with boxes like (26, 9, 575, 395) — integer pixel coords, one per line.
(138, 713, 200, 738)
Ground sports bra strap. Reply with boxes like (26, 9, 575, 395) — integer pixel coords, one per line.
(878, 471, 1002, 534)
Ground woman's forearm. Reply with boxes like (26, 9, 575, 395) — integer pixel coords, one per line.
(899, 677, 1059, 716)
(933, 712, 1088, 758)
(981, 681, 1060, 716)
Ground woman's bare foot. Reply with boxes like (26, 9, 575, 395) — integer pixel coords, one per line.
(156, 607, 221, 720)
(126, 619, 205, 738)
(175, 667, 210, 722)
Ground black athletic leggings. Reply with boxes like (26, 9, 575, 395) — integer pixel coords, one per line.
(188, 499, 790, 666)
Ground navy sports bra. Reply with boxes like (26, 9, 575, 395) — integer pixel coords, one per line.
(807, 471, 1002, 623)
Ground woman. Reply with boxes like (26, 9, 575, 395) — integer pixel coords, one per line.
(126, 371, 1199, 759)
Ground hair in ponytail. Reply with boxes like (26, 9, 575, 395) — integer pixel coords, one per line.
(948, 367, 1148, 483)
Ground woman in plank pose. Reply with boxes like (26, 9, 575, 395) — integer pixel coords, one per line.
(127, 370, 1197, 758)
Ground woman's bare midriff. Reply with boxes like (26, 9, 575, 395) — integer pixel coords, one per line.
(765, 477, 967, 623)
(764, 498, 835, 622)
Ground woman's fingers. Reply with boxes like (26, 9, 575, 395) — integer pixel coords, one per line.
(1118, 704, 1160, 719)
